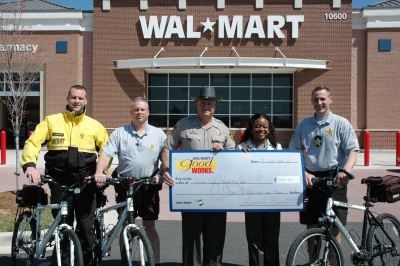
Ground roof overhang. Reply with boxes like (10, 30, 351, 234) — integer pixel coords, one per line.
(113, 57, 329, 70)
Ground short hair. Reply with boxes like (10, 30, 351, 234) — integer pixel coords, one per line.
(131, 96, 149, 110)
(68, 85, 87, 97)
(312, 86, 331, 97)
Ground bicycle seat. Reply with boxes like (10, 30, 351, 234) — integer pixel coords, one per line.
(361, 176, 383, 185)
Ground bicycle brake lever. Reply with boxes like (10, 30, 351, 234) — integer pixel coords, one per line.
(339, 168, 355, 180)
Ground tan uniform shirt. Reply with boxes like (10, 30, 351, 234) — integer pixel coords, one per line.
(164, 115, 235, 150)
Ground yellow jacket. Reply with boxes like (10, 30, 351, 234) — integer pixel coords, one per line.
(21, 108, 108, 175)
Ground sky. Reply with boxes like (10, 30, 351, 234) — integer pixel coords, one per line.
(3, 0, 380, 10)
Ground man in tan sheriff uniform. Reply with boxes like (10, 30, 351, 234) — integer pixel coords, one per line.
(161, 86, 235, 266)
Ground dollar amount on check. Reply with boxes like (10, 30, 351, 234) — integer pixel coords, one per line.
(169, 150, 306, 212)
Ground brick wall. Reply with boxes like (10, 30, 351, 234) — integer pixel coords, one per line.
(8, 31, 85, 117)
(365, 29, 400, 130)
(93, 0, 352, 131)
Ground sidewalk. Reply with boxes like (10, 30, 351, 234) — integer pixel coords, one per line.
(1, 149, 400, 255)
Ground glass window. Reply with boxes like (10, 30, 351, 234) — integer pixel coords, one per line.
(149, 74, 168, 86)
(0, 72, 40, 96)
(231, 74, 250, 86)
(190, 74, 209, 86)
(31, 83, 40, 92)
(252, 87, 271, 100)
(253, 74, 272, 86)
(252, 102, 272, 114)
(274, 102, 292, 115)
(148, 87, 167, 100)
(215, 86, 229, 101)
(210, 74, 229, 86)
(231, 101, 250, 114)
(272, 115, 292, 128)
(169, 101, 188, 114)
(170, 87, 188, 100)
(273, 74, 292, 86)
(189, 87, 201, 99)
(215, 101, 229, 114)
(148, 73, 293, 128)
(274, 87, 292, 100)
(169, 74, 188, 86)
(148, 101, 168, 113)
(231, 87, 250, 100)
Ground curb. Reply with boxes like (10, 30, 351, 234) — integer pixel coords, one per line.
(0, 232, 12, 255)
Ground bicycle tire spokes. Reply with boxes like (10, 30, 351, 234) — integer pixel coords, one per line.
(11, 211, 36, 266)
(286, 228, 344, 266)
(367, 213, 400, 266)
(123, 225, 155, 266)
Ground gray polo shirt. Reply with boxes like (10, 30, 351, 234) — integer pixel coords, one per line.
(164, 115, 235, 150)
(289, 112, 359, 172)
(102, 123, 166, 177)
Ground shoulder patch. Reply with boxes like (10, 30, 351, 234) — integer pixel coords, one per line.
(229, 133, 234, 141)
(170, 123, 178, 134)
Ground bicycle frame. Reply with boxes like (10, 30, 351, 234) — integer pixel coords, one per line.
(326, 198, 366, 255)
(324, 196, 397, 261)
(14, 200, 75, 261)
(96, 191, 143, 256)
(95, 179, 151, 266)
(96, 201, 127, 256)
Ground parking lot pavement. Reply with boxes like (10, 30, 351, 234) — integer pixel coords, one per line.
(1, 148, 399, 263)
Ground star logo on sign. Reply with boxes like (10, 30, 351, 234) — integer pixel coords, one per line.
(201, 17, 216, 33)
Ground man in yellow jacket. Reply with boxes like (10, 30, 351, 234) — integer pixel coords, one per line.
(20, 84, 109, 266)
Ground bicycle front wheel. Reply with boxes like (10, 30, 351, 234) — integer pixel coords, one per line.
(11, 211, 36, 266)
(93, 218, 103, 266)
(127, 226, 155, 266)
(286, 227, 344, 266)
(52, 228, 84, 266)
(367, 213, 400, 266)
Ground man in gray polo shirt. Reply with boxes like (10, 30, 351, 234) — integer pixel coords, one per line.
(94, 96, 166, 266)
(289, 85, 359, 244)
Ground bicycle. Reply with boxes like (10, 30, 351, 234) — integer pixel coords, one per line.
(93, 176, 156, 266)
(11, 174, 93, 266)
(286, 168, 400, 266)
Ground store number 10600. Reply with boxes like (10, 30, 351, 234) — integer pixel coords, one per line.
(324, 13, 347, 20)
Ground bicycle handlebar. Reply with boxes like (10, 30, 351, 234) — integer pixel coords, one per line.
(311, 168, 355, 184)
(39, 174, 94, 193)
(104, 177, 156, 186)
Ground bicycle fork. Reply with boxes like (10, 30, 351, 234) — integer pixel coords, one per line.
(55, 200, 75, 266)
(123, 190, 146, 266)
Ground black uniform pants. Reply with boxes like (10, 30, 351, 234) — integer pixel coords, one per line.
(182, 212, 226, 266)
(245, 212, 281, 266)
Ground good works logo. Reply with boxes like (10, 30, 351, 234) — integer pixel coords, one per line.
(176, 157, 216, 174)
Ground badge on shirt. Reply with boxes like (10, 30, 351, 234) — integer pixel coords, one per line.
(149, 144, 155, 150)
(314, 136, 322, 147)
(326, 129, 333, 136)
(215, 130, 221, 136)
(189, 129, 197, 135)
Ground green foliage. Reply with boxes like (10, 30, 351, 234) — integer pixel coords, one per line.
(0, 208, 54, 232)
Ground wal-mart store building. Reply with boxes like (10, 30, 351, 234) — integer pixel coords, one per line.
(0, 0, 399, 149)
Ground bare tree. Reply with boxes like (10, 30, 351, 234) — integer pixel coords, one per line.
(0, 0, 46, 190)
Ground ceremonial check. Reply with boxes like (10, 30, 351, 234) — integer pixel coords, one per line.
(169, 150, 306, 212)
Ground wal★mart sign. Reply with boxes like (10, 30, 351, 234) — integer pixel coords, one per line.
(139, 15, 304, 39)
